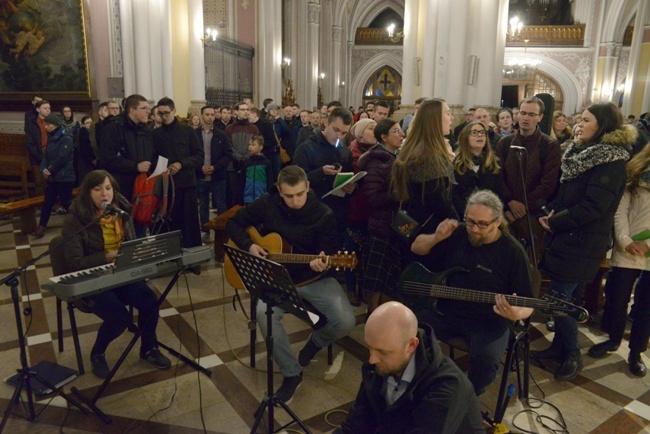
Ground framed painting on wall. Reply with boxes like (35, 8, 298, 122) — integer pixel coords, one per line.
(0, 0, 91, 111)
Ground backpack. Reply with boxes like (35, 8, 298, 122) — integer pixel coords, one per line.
(131, 172, 173, 226)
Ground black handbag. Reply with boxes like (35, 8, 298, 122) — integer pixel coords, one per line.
(391, 205, 434, 243)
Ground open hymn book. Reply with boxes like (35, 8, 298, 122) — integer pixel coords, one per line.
(322, 171, 367, 198)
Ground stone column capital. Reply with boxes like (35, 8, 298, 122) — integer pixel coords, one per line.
(332, 25, 342, 43)
(308, 3, 321, 23)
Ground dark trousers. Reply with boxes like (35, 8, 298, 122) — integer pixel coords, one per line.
(31, 165, 46, 196)
(227, 170, 244, 207)
(417, 309, 510, 394)
(603, 267, 650, 353)
(88, 281, 159, 357)
(39, 181, 74, 228)
(548, 280, 583, 354)
(167, 187, 201, 248)
(197, 178, 227, 229)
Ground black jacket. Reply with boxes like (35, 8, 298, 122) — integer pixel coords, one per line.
(194, 126, 233, 182)
(226, 190, 338, 283)
(62, 194, 135, 272)
(541, 125, 636, 283)
(153, 119, 204, 189)
(452, 164, 505, 217)
(98, 114, 154, 201)
(336, 324, 484, 434)
(293, 128, 354, 217)
(358, 144, 399, 238)
(24, 116, 44, 166)
(42, 126, 75, 184)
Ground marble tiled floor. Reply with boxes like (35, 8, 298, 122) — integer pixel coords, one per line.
(0, 214, 649, 433)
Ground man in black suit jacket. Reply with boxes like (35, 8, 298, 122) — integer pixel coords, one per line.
(195, 105, 233, 240)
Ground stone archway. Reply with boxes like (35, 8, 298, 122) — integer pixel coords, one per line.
(350, 51, 403, 109)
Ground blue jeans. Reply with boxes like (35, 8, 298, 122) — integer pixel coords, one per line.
(417, 309, 510, 394)
(548, 280, 584, 354)
(197, 178, 227, 227)
(256, 277, 356, 377)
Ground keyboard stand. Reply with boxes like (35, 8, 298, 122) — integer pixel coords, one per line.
(70, 268, 212, 424)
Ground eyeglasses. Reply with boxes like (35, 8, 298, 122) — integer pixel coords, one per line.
(158, 110, 172, 116)
(137, 106, 151, 112)
(469, 130, 486, 137)
(465, 217, 499, 229)
(390, 128, 403, 134)
(519, 111, 539, 118)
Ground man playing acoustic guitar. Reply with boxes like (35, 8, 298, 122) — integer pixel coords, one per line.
(409, 189, 534, 396)
(226, 165, 356, 403)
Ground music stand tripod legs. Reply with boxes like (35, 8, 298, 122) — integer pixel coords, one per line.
(70, 268, 211, 424)
(0, 277, 89, 432)
(223, 244, 313, 434)
(250, 300, 311, 434)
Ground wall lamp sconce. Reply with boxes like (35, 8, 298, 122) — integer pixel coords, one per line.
(339, 81, 345, 87)
(281, 57, 291, 69)
(201, 28, 218, 46)
(508, 17, 523, 41)
(386, 23, 404, 43)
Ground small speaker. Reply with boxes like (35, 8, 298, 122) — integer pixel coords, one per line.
(107, 77, 124, 98)
(468, 55, 479, 85)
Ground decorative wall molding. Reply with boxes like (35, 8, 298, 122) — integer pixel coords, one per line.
(109, 0, 123, 78)
(0, 121, 26, 135)
(350, 49, 402, 108)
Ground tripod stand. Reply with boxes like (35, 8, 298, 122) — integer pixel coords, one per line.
(0, 214, 109, 431)
(223, 245, 313, 434)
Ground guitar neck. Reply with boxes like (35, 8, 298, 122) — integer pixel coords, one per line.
(267, 253, 324, 264)
(407, 283, 545, 309)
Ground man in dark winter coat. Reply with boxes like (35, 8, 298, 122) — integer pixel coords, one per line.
(293, 107, 357, 238)
(24, 99, 50, 196)
(153, 97, 204, 248)
(99, 94, 154, 202)
(336, 302, 484, 434)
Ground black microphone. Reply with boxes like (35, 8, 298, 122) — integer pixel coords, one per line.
(510, 145, 527, 151)
(102, 202, 130, 218)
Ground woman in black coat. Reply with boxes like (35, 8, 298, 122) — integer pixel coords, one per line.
(533, 102, 636, 381)
(76, 116, 96, 185)
(358, 119, 403, 313)
(62, 170, 171, 378)
(452, 121, 505, 216)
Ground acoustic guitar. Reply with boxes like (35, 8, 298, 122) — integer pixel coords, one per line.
(224, 226, 358, 289)
(398, 262, 589, 323)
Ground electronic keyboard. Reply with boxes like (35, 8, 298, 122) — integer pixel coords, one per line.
(43, 245, 212, 301)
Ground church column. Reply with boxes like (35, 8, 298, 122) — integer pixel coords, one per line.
(622, 0, 650, 116)
(400, 0, 420, 105)
(332, 26, 342, 101)
(307, 1, 321, 108)
(188, 0, 206, 114)
(419, 0, 439, 97)
(595, 42, 621, 102)
(257, 0, 282, 104)
(119, 0, 136, 96)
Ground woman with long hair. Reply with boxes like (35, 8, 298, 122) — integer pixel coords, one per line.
(189, 114, 201, 129)
(61, 106, 80, 138)
(61, 170, 171, 378)
(391, 98, 458, 266)
(359, 119, 404, 312)
(550, 110, 572, 144)
(452, 121, 505, 216)
(588, 143, 650, 377)
(533, 102, 637, 381)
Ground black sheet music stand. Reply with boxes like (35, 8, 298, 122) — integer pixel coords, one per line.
(223, 245, 313, 434)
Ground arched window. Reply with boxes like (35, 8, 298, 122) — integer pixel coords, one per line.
(363, 66, 402, 100)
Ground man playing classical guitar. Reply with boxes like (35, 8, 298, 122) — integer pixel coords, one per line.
(226, 165, 356, 403)
(410, 189, 534, 396)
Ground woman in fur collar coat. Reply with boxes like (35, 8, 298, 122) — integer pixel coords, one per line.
(533, 102, 636, 382)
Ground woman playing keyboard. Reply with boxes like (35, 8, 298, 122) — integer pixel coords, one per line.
(61, 170, 171, 378)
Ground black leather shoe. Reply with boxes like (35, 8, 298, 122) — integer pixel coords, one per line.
(531, 345, 563, 363)
(555, 351, 583, 381)
(629, 352, 647, 377)
(588, 340, 619, 358)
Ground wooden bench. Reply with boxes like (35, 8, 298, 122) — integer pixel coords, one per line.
(0, 155, 30, 201)
(202, 205, 243, 262)
(0, 189, 79, 234)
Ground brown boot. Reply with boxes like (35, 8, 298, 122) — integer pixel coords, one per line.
(33, 226, 45, 239)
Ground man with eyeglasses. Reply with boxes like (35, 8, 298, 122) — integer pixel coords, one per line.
(453, 107, 476, 142)
(152, 97, 204, 248)
(411, 189, 534, 396)
(225, 101, 259, 206)
(99, 94, 154, 206)
(495, 96, 561, 262)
